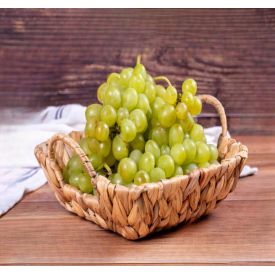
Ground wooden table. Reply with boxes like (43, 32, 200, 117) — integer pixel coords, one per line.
(1, 136, 274, 265)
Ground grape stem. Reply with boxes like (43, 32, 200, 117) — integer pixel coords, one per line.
(136, 55, 141, 64)
(104, 163, 112, 176)
(154, 76, 172, 87)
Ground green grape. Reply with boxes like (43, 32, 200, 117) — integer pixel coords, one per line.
(152, 96, 165, 113)
(182, 163, 198, 174)
(134, 170, 150, 185)
(100, 105, 117, 127)
(78, 173, 93, 194)
(107, 72, 121, 88)
(208, 144, 219, 162)
(63, 166, 70, 183)
(174, 165, 184, 176)
(181, 91, 194, 110)
(138, 152, 155, 173)
(97, 82, 108, 103)
(110, 173, 125, 185)
(146, 74, 155, 84)
(189, 96, 202, 116)
(137, 94, 150, 114)
(112, 135, 129, 160)
(120, 67, 133, 87)
(121, 87, 138, 111)
(98, 138, 111, 157)
(170, 144, 187, 165)
(156, 85, 166, 99)
(69, 173, 82, 187)
(151, 126, 168, 147)
(85, 104, 102, 121)
(105, 152, 116, 167)
(134, 63, 147, 79)
(117, 107, 129, 126)
(158, 104, 176, 128)
(118, 158, 137, 183)
(160, 144, 170, 155)
(68, 155, 83, 174)
(183, 138, 197, 163)
(129, 109, 148, 133)
(176, 102, 188, 120)
(150, 116, 161, 128)
(129, 149, 143, 164)
(198, 162, 210, 168)
(85, 117, 97, 138)
(182, 78, 197, 96)
(130, 133, 145, 152)
(179, 112, 195, 132)
(150, 167, 166, 182)
(95, 121, 109, 142)
(120, 119, 137, 142)
(195, 141, 210, 163)
(87, 138, 100, 154)
(79, 137, 92, 156)
(129, 73, 145, 93)
(164, 85, 177, 105)
(190, 123, 205, 142)
(89, 154, 103, 170)
(145, 139, 160, 160)
(144, 82, 156, 104)
(157, 154, 175, 178)
(169, 124, 184, 147)
(146, 107, 152, 122)
(103, 86, 121, 109)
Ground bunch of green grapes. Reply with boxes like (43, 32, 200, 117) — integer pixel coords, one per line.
(63, 56, 219, 192)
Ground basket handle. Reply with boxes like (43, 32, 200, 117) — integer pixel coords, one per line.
(47, 133, 97, 187)
(198, 94, 229, 157)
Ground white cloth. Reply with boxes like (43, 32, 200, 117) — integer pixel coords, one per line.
(0, 105, 257, 216)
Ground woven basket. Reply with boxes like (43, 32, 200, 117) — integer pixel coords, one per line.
(34, 94, 248, 240)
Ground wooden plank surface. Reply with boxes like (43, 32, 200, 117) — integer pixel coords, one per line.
(0, 135, 275, 265)
(0, 9, 275, 134)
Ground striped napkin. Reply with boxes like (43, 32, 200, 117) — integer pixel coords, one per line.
(0, 105, 257, 216)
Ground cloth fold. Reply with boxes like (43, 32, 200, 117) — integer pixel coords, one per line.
(0, 104, 257, 216)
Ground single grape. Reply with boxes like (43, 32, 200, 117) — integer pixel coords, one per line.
(121, 87, 138, 111)
(195, 141, 210, 163)
(174, 165, 184, 176)
(118, 158, 137, 183)
(89, 154, 103, 170)
(152, 96, 165, 114)
(69, 173, 82, 187)
(164, 85, 177, 105)
(182, 163, 198, 174)
(134, 170, 150, 185)
(160, 144, 170, 155)
(129, 109, 148, 133)
(78, 173, 93, 194)
(208, 144, 219, 162)
(156, 85, 166, 99)
(129, 149, 143, 164)
(85, 104, 102, 121)
(170, 144, 187, 165)
(176, 102, 188, 120)
(145, 139, 160, 160)
(183, 138, 197, 163)
(98, 138, 111, 157)
(97, 82, 108, 103)
(79, 137, 92, 156)
(146, 74, 155, 84)
(103, 86, 121, 109)
(107, 72, 121, 88)
(151, 126, 168, 147)
(85, 117, 97, 138)
(110, 173, 125, 185)
(150, 116, 161, 128)
(138, 152, 155, 173)
(157, 154, 175, 178)
(120, 118, 137, 142)
(190, 123, 205, 142)
(179, 112, 195, 132)
(129, 73, 145, 93)
(100, 105, 117, 127)
(130, 133, 145, 152)
(95, 121, 109, 142)
(68, 155, 83, 174)
(150, 167, 166, 182)
(137, 93, 150, 114)
(169, 124, 184, 147)
(112, 135, 129, 160)
(181, 91, 194, 110)
(182, 78, 197, 96)
(144, 82, 156, 104)
(158, 104, 176, 128)
(87, 138, 100, 154)
(189, 96, 202, 116)
(133, 63, 147, 79)
(117, 107, 129, 126)
(198, 162, 210, 168)
(120, 67, 133, 87)
(105, 152, 116, 167)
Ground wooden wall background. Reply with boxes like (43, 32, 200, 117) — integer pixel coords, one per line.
(0, 9, 275, 134)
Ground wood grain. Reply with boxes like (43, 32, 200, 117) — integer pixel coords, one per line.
(0, 9, 275, 134)
(0, 135, 275, 265)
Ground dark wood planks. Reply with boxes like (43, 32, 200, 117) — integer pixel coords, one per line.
(1, 135, 275, 265)
(0, 9, 275, 134)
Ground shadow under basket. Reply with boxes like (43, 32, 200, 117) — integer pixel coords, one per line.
(34, 94, 248, 240)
